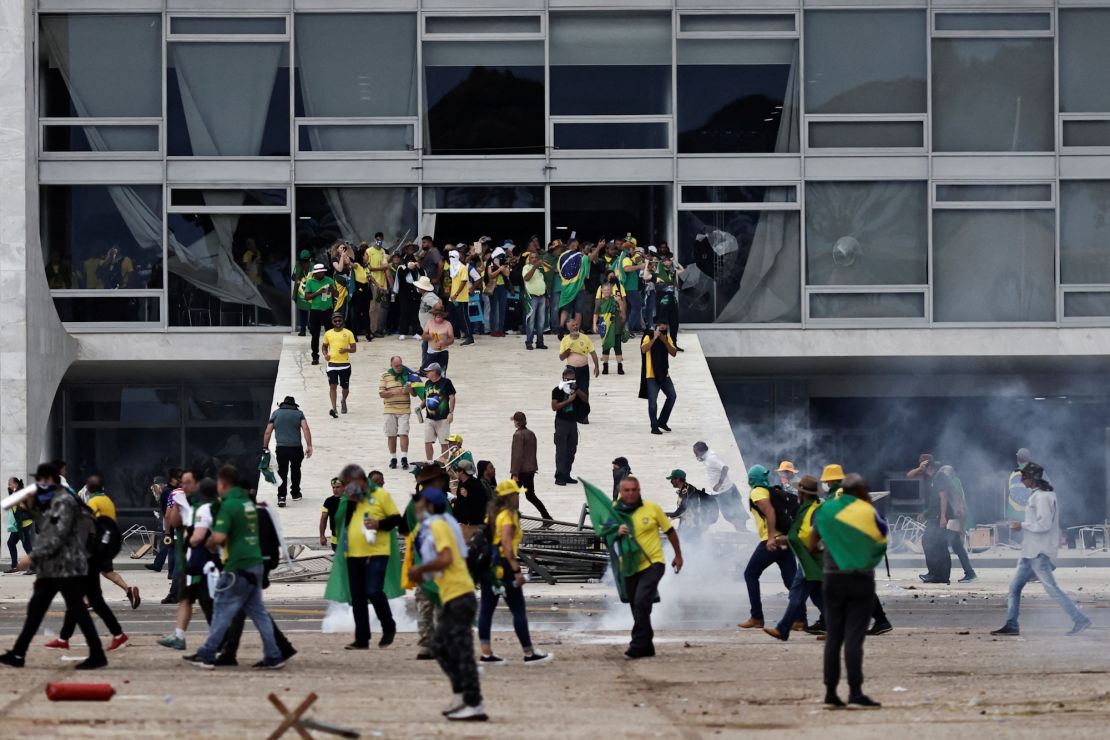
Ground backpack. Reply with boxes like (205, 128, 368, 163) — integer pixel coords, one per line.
(749, 485, 800, 534)
(465, 524, 493, 580)
(81, 504, 121, 567)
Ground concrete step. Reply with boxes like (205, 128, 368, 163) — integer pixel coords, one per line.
(259, 331, 747, 539)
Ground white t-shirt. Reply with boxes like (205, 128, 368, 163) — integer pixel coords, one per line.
(171, 489, 194, 529)
(192, 502, 213, 531)
(702, 450, 734, 493)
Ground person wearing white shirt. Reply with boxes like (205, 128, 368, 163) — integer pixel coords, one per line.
(991, 462, 1089, 637)
(693, 441, 748, 531)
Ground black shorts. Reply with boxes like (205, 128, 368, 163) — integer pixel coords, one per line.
(184, 581, 210, 603)
(327, 366, 352, 388)
(97, 561, 114, 575)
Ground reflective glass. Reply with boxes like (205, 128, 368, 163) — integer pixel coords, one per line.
(679, 14, 795, 33)
(187, 384, 274, 422)
(423, 187, 543, 210)
(935, 184, 1052, 203)
(808, 121, 922, 149)
(171, 189, 288, 208)
(804, 10, 927, 114)
(299, 124, 414, 153)
(41, 185, 163, 290)
(69, 427, 182, 507)
(68, 386, 180, 424)
(1060, 181, 1110, 284)
(935, 12, 1050, 32)
(1062, 121, 1110, 148)
(932, 39, 1053, 152)
(170, 17, 286, 35)
(933, 210, 1055, 322)
(43, 125, 158, 153)
(1064, 292, 1110, 318)
(681, 186, 796, 204)
(554, 122, 668, 150)
(809, 292, 924, 320)
(1060, 9, 1110, 113)
(805, 182, 928, 286)
(551, 186, 669, 251)
(53, 296, 160, 323)
(295, 187, 419, 254)
(425, 16, 541, 34)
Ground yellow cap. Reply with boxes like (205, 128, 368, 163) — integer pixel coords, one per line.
(776, 461, 797, 474)
(820, 464, 844, 482)
(495, 479, 527, 497)
(447, 433, 463, 445)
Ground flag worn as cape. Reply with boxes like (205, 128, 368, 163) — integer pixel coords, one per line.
(324, 494, 404, 604)
(581, 479, 645, 603)
(813, 494, 888, 572)
(557, 250, 589, 311)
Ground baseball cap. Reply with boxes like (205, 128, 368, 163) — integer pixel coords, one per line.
(456, 459, 476, 475)
(299, 249, 311, 259)
(425, 362, 443, 373)
(667, 469, 686, 480)
(312, 263, 326, 273)
(417, 486, 447, 508)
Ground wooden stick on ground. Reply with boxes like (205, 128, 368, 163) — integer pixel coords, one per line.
(267, 692, 317, 740)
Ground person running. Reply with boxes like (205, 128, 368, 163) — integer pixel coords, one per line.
(323, 313, 357, 419)
(263, 396, 313, 507)
(639, 322, 678, 435)
(991, 462, 1091, 637)
(184, 466, 285, 670)
(738, 465, 799, 630)
(340, 465, 401, 650)
(594, 278, 627, 375)
(406, 486, 487, 722)
(764, 476, 825, 640)
(380, 355, 417, 470)
(5, 478, 33, 574)
(303, 264, 337, 365)
(0, 464, 107, 670)
(478, 480, 553, 666)
(157, 472, 215, 651)
(82, 479, 139, 610)
(319, 477, 343, 551)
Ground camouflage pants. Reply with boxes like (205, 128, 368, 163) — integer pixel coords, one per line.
(414, 587, 436, 652)
(433, 593, 481, 707)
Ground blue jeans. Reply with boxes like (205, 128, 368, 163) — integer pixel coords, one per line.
(626, 289, 643, 332)
(296, 308, 308, 332)
(526, 295, 547, 346)
(744, 543, 798, 621)
(478, 571, 533, 650)
(775, 560, 821, 636)
(490, 285, 509, 333)
(1005, 554, 1086, 629)
(645, 377, 676, 430)
(644, 290, 656, 328)
(197, 564, 281, 662)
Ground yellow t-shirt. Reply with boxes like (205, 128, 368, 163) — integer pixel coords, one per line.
(492, 509, 523, 557)
(345, 488, 401, 558)
(750, 486, 783, 542)
(797, 502, 817, 546)
(429, 518, 475, 603)
(366, 247, 388, 289)
(323, 328, 355, 365)
(559, 333, 594, 357)
(523, 263, 546, 296)
(87, 494, 117, 521)
(352, 263, 369, 285)
(629, 500, 672, 573)
(449, 269, 469, 303)
(595, 284, 626, 300)
(641, 334, 676, 379)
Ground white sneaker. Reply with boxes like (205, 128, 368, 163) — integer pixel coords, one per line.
(523, 652, 554, 665)
(446, 703, 488, 722)
(441, 693, 465, 716)
(413, 334, 421, 340)
(397, 335, 406, 340)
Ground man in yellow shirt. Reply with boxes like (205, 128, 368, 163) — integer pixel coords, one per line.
(558, 318, 599, 419)
(738, 464, 797, 630)
(407, 486, 486, 722)
(341, 465, 402, 650)
(446, 247, 475, 346)
(366, 232, 390, 337)
(615, 476, 683, 659)
(322, 313, 356, 419)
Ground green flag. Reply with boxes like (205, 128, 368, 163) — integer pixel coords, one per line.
(557, 250, 589, 311)
(813, 494, 888, 572)
(324, 494, 404, 603)
(581, 479, 645, 603)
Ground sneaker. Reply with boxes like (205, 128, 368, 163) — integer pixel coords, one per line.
(277, 498, 287, 508)
(401, 457, 409, 470)
(107, 634, 129, 651)
(1067, 617, 1092, 636)
(4, 567, 18, 574)
(446, 703, 488, 722)
(524, 652, 553, 664)
(659, 424, 672, 433)
(554, 478, 567, 487)
(562, 475, 578, 484)
(291, 493, 302, 501)
(144, 564, 160, 572)
(158, 635, 187, 650)
(623, 647, 655, 659)
(762, 627, 786, 641)
(397, 335, 406, 340)
(214, 654, 239, 667)
(868, 621, 893, 636)
(389, 458, 398, 470)
(536, 343, 548, 350)
(737, 618, 764, 629)
(282, 647, 298, 662)
(804, 621, 826, 635)
(824, 694, 846, 709)
(461, 338, 474, 346)
(0, 651, 25, 668)
(183, 654, 215, 669)
(847, 694, 881, 709)
(602, 364, 609, 375)
(329, 409, 339, 419)
(126, 586, 141, 610)
(379, 626, 396, 648)
(958, 573, 978, 583)
(442, 693, 465, 716)
(413, 334, 421, 340)
(791, 621, 806, 632)
(75, 655, 108, 671)
(345, 642, 369, 650)
(160, 596, 177, 605)
(252, 658, 286, 670)
(341, 400, 348, 414)
(44, 638, 70, 651)
(651, 428, 663, 435)
(479, 654, 505, 665)
(990, 625, 1021, 636)
(525, 344, 534, 351)
(311, 358, 320, 365)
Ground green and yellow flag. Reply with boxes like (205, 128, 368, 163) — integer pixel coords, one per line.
(581, 479, 644, 603)
(324, 493, 404, 604)
(813, 494, 888, 572)
(557, 250, 589, 311)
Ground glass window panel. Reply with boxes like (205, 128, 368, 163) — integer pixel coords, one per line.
(423, 186, 543, 210)
(808, 121, 923, 149)
(932, 39, 1054, 152)
(681, 185, 796, 204)
(171, 189, 287, 208)
(1062, 120, 1110, 148)
(167, 43, 290, 157)
(69, 428, 181, 508)
(185, 427, 265, 485)
(554, 122, 668, 150)
(935, 13, 1050, 33)
(295, 14, 417, 118)
(423, 41, 543, 155)
(550, 13, 671, 116)
(167, 213, 291, 327)
(425, 16, 541, 34)
(678, 209, 800, 323)
(551, 185, 669, 253)
(170, 17, 286, 35)
(188, 385, 272, 422)
(41, 185, 163, 290)
(677, 39, 798, 153)
(1060, 10, 1110, 113)
(804, 10, 927, 115)
(679, 14, 795, 33)
(39, 14, 161, 118)
(809, 292, 924, 320)
(53, 296, 160, 323)
(935, 184, 1052, 202)
(69, 386, 180, 424)
(295, 187, 418, 256)
(933, 210, 1055, 322)
(43, 125, 158, 153)
(299, 124, 413, 153)
(1064, 292, 1110, 318)
(805, 182, 928, 286)
(1060, 181, 1110, 284)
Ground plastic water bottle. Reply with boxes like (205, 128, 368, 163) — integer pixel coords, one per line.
(363, 513, 377, 544)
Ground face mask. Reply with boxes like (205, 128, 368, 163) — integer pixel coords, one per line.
(821, 482, 830, 493)
(344, 482, 363, 498)
(376, 240, 383, 247)
(416, 509, 429, 522)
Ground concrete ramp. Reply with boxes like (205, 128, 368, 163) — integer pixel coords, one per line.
(260, 333, 747, 539)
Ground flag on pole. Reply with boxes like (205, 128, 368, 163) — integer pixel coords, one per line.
(557, 250, 589, 311)
(812, 494, 888, 572)
(581, 479, 645, 603)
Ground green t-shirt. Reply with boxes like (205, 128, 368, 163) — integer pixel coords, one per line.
(620, 254, 640, 291)
(213, 487, 263, 572)
(303, 275, 336, 312)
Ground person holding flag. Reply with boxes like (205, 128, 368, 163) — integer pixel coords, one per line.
(556, 239, 589, 338)
(810, 473, 887, 709)
(582, 476, 683, 659)
(324, 464, 403, 651)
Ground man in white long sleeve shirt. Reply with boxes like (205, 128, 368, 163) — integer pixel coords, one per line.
(991, 462, 1090, 637)
(692, 441, 747, 531)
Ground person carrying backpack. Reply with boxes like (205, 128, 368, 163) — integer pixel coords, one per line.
(738, 464, 803, 631)
(476, 480, 553, 666)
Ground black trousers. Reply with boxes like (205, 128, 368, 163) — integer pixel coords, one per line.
(397, 290, 421, 336)
(275, 445, 304, 501)
(351, 283, 370, 338)
(922, 520, 952, 582)
(13, 576, 105, 659)
(554, 417, 578, 480)
(61, 569, 122, 640)
(346, 555, 396, 646)
(823, 572, 875, 698)
(626, 562, 665, 654)
(516, 471, 552, 520)
(309, 309, 332, 361)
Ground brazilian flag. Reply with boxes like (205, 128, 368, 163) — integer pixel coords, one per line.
(557, 250, 589, 311)
(813, 494, 888, 572)
(324, 491, 404, 605)
(582, 479, 645, 603)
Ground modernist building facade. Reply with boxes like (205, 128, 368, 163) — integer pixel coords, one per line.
(3, 0, 1110, 520)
